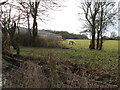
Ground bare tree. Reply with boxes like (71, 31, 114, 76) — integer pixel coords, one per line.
(80, 0, 100, 49)
(0, 0, 8, 5)
(96, 2, 116, 50)
(18, 1, 32, 38)
(18, 0, 63, 46)
(0, 6, 21, 55)
(29, 0, 40, 46)
(79, 0, 117, 50)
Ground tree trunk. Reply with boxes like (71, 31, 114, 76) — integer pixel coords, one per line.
(27, 11, 32, 46)
(96, 31, 100, 49)
(98, 4, 103, 50)
(31, 2, 38, 46)
(27, 11, 32, 38)
(99, 31, 103, 50)
(2, 27, 11, 54)
(89, 27, 95, 49)
(32, 11, 38, 46)
(32, 20, 38, 46)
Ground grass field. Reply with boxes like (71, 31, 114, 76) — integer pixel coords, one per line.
(20, 40, 118, 84)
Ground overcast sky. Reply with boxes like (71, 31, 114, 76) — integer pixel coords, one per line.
(38, 0, 119, 37)
(1, 0, 119, 37)
(38, 0, 81, 34)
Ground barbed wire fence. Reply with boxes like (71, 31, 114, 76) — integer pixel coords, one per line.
(2, 55, 118, 88)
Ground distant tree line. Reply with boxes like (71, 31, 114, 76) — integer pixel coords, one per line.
(103, 32, 120, 40)
(44, 30, 88, 39)
(102, 36, 120, 40)
(107, 37, 120, 40)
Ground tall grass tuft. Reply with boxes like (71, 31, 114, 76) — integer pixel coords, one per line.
(47, 53, 58, 88)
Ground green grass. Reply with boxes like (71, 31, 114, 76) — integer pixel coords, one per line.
(20, 40, 118, 82)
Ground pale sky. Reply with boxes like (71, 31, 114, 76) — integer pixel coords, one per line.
(38, 0, 119, 37)
(38, 0, 83, 34)
(1, 0, 119, 36)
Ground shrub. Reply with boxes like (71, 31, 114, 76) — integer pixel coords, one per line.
(18, 33, 32, 46)
(17, 33, 63, 48)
